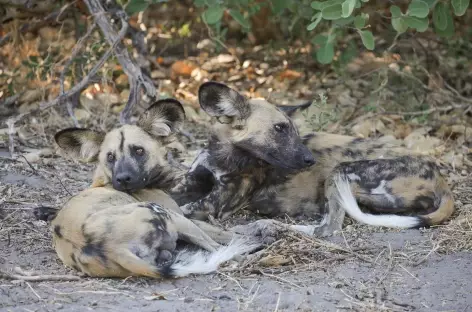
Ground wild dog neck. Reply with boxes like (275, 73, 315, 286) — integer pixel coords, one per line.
(207, 134, 271, 173)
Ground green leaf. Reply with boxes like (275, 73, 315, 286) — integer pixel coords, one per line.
(313, 33, 328, 45)
(312, 0, 345, 10)
(354, 13, 368, 28)
(342, 0, 356, 17)
(271, 0, 288, 15)
(407, 0, 430, 18)
(422, 0, 437, 8)
(311, 1, 323, 10)
(307, 13, 322, 30)
(390, 5, 403, 18)
(435, 4, 455, 37)
(229, 9, 250, 29)
(358, 30, 375, 50)
(125, 0, 149, 15)
(404, 16, 429, 32)
(451, 0, 469, 16)
(194, 0, 205, 8)
(315, 36, 335, 64)
(333, 16, 355, 26)
(433, 2, 448, 30)
(392, 16, 408, 33)
(322, 3, 343, 20)
(203, 6, 224, 24)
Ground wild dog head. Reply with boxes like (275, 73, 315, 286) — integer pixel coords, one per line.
(198, 81, 315, 170)
(55, 99, 185, 191)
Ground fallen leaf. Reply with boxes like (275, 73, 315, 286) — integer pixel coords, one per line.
(170, 61, 197, 80)
(258, 255, 291, 267)
(352, 119, 385, 138)
(278, 69, 302, 81)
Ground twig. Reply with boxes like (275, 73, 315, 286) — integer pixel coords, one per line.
(382, 103, 469, 117)
(59, 20, 98, 127)
(26, 282, 42, 300)
(0, 2, 73, 47)
(273, 292, 281, 312)
(257, 270, 302, 289)
(0, 269, 80, 282)
(83, 0, 157, 123)
(5, 19, 128, 157)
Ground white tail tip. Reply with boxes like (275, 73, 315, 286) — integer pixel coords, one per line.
(333, 174, 421, 229)
(162, 237, 260, 278)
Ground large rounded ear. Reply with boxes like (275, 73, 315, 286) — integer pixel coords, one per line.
(137, 99, 186, 137)
(198, 81, 250, 121)
(54, 128, 105, 162)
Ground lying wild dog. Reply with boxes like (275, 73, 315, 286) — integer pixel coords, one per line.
(36, 99, 259, 278)
(171, 81, 455, 237)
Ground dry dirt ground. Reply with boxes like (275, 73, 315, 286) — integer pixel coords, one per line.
(1, 130, 472, 312)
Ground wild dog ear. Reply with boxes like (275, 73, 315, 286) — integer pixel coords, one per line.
(137, 99, 186, 137)
(276, 100, 312, 117)
(198, 81, 250, 122)
(54, 128, 105, 162)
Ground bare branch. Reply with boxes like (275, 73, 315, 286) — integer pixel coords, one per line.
(0, 269, 80, 282)
(59, 21, 98, 127)
(83, 0, 157, 123)
(5, 20, 128, 157)
(0, 2, 73, 47)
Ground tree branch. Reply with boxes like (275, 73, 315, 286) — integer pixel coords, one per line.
(83, 0, 157, 124)
(60, 21, 98, 127)
(5, 19, 128, 157)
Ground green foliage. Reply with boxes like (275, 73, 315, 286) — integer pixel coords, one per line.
(127, 0, 469, 65)
(306, 0, 469, 64)
(124, 0, 168, 15)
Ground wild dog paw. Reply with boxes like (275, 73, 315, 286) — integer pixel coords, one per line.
(230, 220, 284, 245)
(33, 206, 58, 222)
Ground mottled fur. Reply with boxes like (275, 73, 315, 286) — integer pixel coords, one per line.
(172, 82, 454, 237)
(42, 99, 259, 278)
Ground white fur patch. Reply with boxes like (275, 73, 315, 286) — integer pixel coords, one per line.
(166, 237, 260, 277)
(371, 180, 396, 203)
(218, 94, 240, 116)
(151, 119, 172, 136)
(80, 139, 100, 160)
(333, 174, 421, 228)
(347, 173, 361, 181)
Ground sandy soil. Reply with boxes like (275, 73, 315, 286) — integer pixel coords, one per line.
(1, 151, 472, 312)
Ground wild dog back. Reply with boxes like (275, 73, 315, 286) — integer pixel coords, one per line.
(176, 81, 454, 235)
(48, 99, 255, 278)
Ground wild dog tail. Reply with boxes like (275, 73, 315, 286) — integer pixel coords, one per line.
(332, 174, 424, 228)
(159, 236, 260, 278)
(417, 176, 455, 226)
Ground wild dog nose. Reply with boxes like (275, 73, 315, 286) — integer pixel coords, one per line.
(303, 155, 316, 166)
(115, 173, 132, 185)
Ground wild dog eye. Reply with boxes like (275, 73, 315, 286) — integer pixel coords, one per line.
(107, 152, 115, 163)
(135, 147, 145, 156)
(274, 123, 287, 133)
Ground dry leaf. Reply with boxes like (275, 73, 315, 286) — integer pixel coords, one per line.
(170, 61, 197, 80)
(278, 69, 302, 81)
(258, 255, 291, 267)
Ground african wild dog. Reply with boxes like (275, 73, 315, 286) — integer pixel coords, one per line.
(171, 81, 455, 237)
(36, 99, 259, 278)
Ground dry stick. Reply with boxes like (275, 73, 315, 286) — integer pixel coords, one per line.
(83, 0, 157, 124)
(5, 20, 128, 158)
(0, 5, 67, 47)
(0, 269, 80, 282)
(59, 20, 98, 127)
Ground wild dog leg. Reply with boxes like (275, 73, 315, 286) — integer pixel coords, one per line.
(313, 156, 454, 236)
(180, 177, 251, 221)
